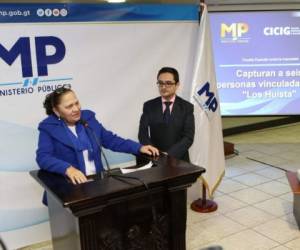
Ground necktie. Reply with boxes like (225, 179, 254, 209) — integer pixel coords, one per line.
(163, 101, 172, 123)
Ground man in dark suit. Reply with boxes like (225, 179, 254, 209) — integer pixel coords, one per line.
(138, 67, 195, 163)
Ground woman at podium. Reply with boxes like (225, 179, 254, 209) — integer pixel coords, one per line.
(36, 86, 159, 190)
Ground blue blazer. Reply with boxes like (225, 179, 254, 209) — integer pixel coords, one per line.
(36, 110, 142, 176)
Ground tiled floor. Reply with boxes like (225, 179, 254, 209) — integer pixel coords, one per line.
(187, 122, 300, 250)
(18, 123, 300, 250)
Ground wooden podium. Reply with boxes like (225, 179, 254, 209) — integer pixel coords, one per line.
(30, 155, 205, 250)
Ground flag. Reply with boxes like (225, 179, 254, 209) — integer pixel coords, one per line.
(189, 4, 225, 198)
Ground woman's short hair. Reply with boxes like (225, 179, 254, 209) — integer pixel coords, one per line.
(43, 86, 72, 115)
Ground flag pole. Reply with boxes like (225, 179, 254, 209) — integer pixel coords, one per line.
(190, 0, 218, 213)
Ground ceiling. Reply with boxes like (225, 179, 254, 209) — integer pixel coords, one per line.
(1, 0, 299, 3)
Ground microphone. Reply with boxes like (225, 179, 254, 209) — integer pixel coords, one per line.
(79, 119, 111, 179)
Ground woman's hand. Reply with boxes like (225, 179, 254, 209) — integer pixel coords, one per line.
(140, 145, 159, 157)
(65, 166, 87, 184)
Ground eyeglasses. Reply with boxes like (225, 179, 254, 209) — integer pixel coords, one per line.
(157, 81, 177, 87)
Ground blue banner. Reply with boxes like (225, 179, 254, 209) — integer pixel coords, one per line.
(0, 3, 198, 23)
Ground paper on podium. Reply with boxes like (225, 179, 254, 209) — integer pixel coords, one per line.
(120, 162, 152, 174)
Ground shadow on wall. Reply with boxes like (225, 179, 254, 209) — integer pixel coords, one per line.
(0, 121, 48, 236)
(0, 121, 38, 172)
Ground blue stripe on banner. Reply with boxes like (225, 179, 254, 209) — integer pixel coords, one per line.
(0, 3, 198, 23)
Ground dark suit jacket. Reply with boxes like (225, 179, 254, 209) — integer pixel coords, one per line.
(138, 96, 195, 162)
